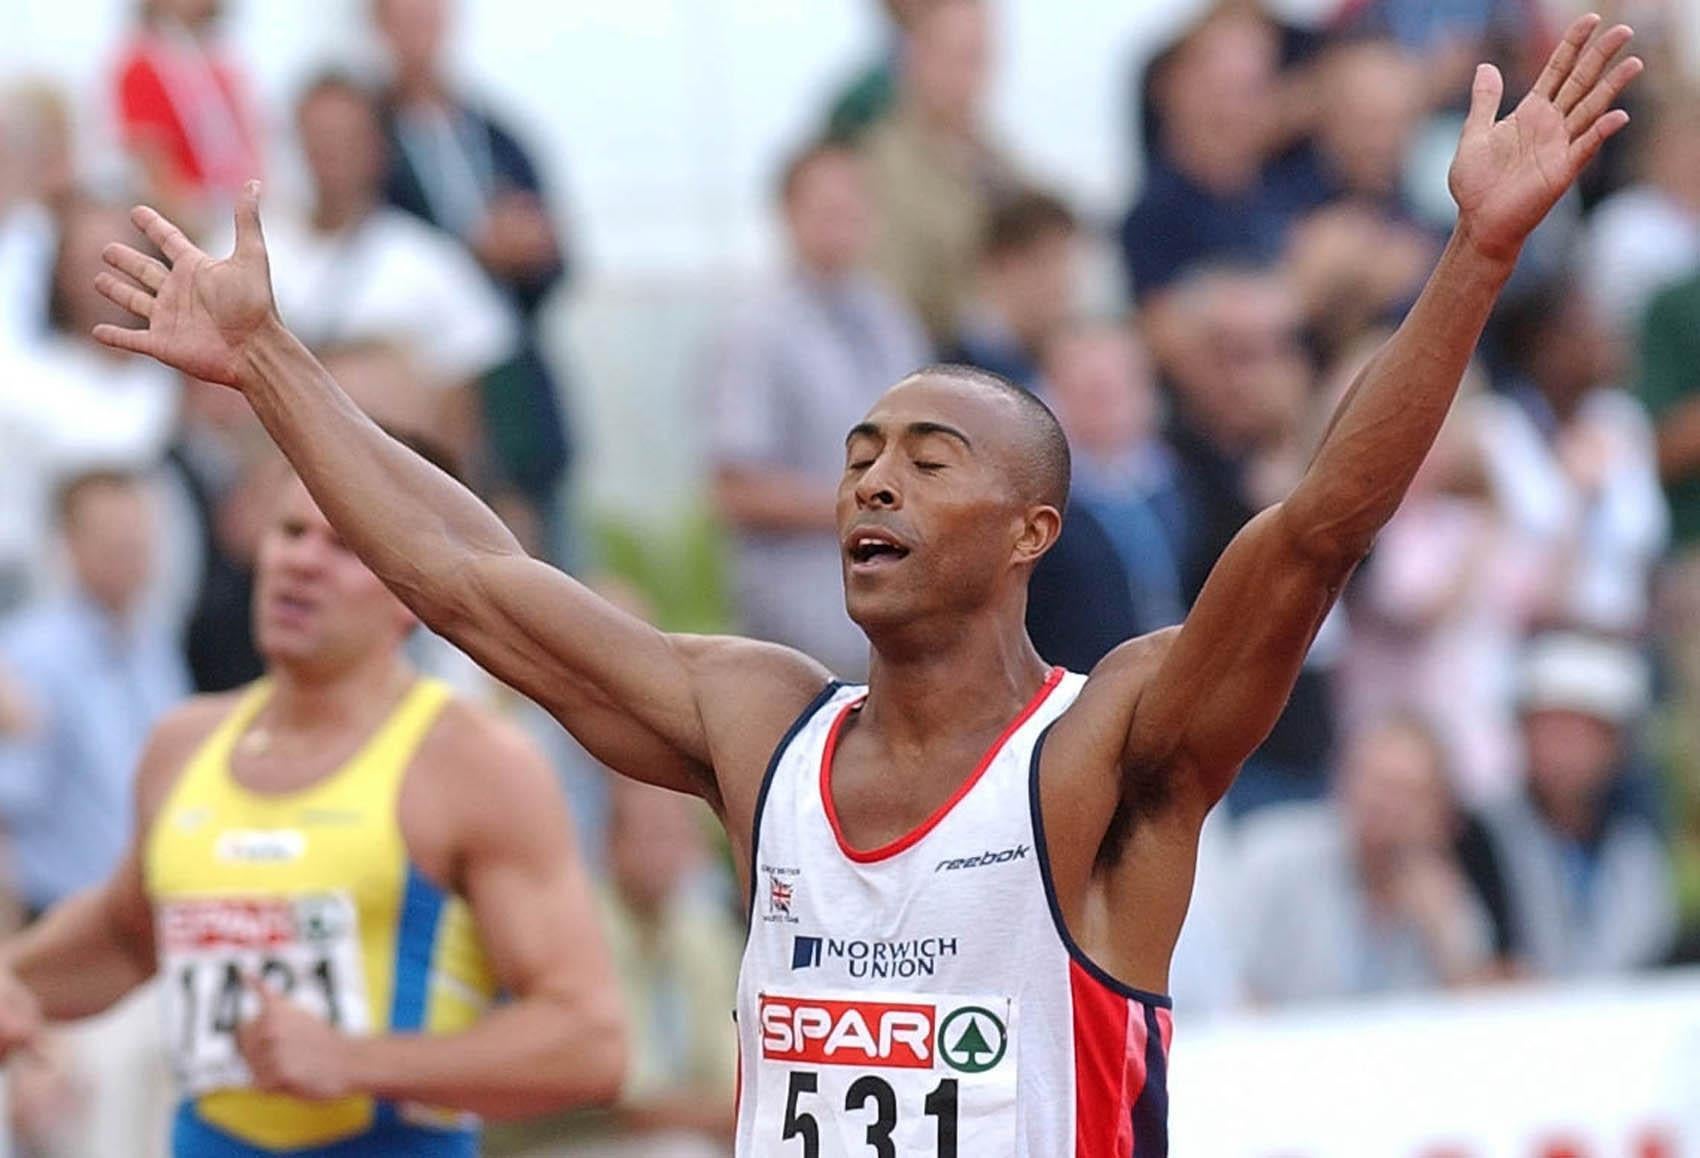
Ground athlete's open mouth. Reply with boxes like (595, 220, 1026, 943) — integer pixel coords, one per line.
(847, 531, 912, 567)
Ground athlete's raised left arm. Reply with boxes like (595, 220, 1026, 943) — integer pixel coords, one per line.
(236, 707, 625, 1118)
(1078, 17, 1641, 820)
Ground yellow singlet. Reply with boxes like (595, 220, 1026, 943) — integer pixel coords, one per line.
(145, 678, 496, 1156)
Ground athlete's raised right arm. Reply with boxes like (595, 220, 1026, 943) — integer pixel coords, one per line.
(92, 190, 827, 804)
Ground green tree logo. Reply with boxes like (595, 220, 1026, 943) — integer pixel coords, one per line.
(939, 1006, 1008, 1073)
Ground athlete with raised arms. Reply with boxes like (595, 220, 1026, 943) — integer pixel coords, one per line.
(79, 16, 1637, 1155)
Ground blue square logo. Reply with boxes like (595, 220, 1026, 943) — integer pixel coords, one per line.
(792, 936, 823, 970)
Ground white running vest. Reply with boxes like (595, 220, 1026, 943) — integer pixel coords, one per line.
(735, 669, 1175, 1158)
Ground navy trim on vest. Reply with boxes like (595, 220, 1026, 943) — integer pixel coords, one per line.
(1027, 721, 1174, 1009)
(744, 680, 843, 924)
(1132, 1003, 1171, 1157)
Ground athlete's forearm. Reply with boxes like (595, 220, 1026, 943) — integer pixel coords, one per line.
(4, 887, 154, 1022)
(1281, 229, 1515, 562)
(341, 993, 626, 1119)
(236, 318, 525, 622)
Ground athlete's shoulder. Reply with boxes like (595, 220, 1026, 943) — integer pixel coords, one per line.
(135, 688, 248, 821)
(674, 633, 837, 725)
(1085, 626, 1182, 692)
(411, 692, 574, 824)
(1043, 627, 1183, 766)
(405, 694, 577, 872)
(418, 693, 554, 787)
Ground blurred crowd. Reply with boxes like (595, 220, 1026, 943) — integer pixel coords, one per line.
(1, 0, 1699, 1153)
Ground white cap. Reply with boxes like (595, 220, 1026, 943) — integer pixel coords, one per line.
(1518, 633, 1651, 726)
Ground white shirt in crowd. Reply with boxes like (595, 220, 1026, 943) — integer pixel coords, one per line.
(0, 201, 56, 353)
(262, 205, 517, 383)
(1475, 387, 1669, 633)
(0, 340, 180, 599)
(1582, 186, 1700, 337)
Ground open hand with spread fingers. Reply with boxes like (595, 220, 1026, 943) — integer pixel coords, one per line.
(1450, 13, 1642, 263)
(91, 180, 278, 389)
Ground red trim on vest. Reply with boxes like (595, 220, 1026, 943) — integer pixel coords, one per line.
(819, 666, 1065, 864)
(1069, 957, 1135, 1158)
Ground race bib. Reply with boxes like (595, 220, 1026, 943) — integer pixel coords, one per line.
(157, 893, 371, 1095)
(752, 989, 1016, 1157)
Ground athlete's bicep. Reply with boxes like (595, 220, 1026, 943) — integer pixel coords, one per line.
(1127, 504, 1350, 809)
(440, 552, 716, 792)
(454, 724, 618, 1022)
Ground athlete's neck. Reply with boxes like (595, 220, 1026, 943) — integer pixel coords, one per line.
(861, 615, 1051, 752)
(393, 72, 448, 112)
(262, 650, 415, 737)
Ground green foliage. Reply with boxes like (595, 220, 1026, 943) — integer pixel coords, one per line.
(590, 504, 732, 634)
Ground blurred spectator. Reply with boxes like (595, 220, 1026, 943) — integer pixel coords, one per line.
(824, 0, 927, 144)
(1635, 267, 1700, 947)
(946, 189, 1080, 389)
(0, 470, 186, 1158)
(0, 470, 188, 915)
(704, 141, 928, 679)
(112, 0, 262, 228)
(492, 780, 738, 1158)
(1283, 40, 1441, 353)
(1023, 495, 1140, 674)
(0, 199, 180, 609)
(1148, 263, 1338, 808)
(7, 82, 79, 215)
(1478, 276, 1668, 633)
(1147, 264, 1310, 600)
(375, 0, 575, 544)
(913, 187, 1140, 671)
(171, 397, 274, 693)
(1119, 7, 1291, 303)
(1042, 321, 1186, 635)
(1640, 266, 1700, 577)
(1484, 632, 1676, 977)
(1334, 0, 1554, 97)
(1132, 0, 1327, 173)
(1236, 716, 1503, 1005)
(861, 0, 1021, 343)
(1582, 88, 1700, 339)
(0, 86, 64, 352)
(262, 72, 516, 474)
(1344, 359, 1547, 806)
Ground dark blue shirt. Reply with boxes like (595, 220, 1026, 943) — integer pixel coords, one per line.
(1119, 159, 1296, 300)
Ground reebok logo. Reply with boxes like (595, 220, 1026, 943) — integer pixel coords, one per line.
(934, 844, 1029, 873)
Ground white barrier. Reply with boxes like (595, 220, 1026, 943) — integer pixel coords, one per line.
(1169, 969, 1700, 1157)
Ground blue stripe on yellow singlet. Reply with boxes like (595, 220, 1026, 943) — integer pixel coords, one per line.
(172, 1102, 476, 1157)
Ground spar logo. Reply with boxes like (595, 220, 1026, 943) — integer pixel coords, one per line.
(759, 995, 1008, 1073)
(937, 1006, 1007, 1073)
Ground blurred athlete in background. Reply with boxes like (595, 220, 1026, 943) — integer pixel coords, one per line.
(0, 453, 624, 1156)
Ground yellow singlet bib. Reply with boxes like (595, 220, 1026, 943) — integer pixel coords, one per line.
(145, 678, 496, 1155)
